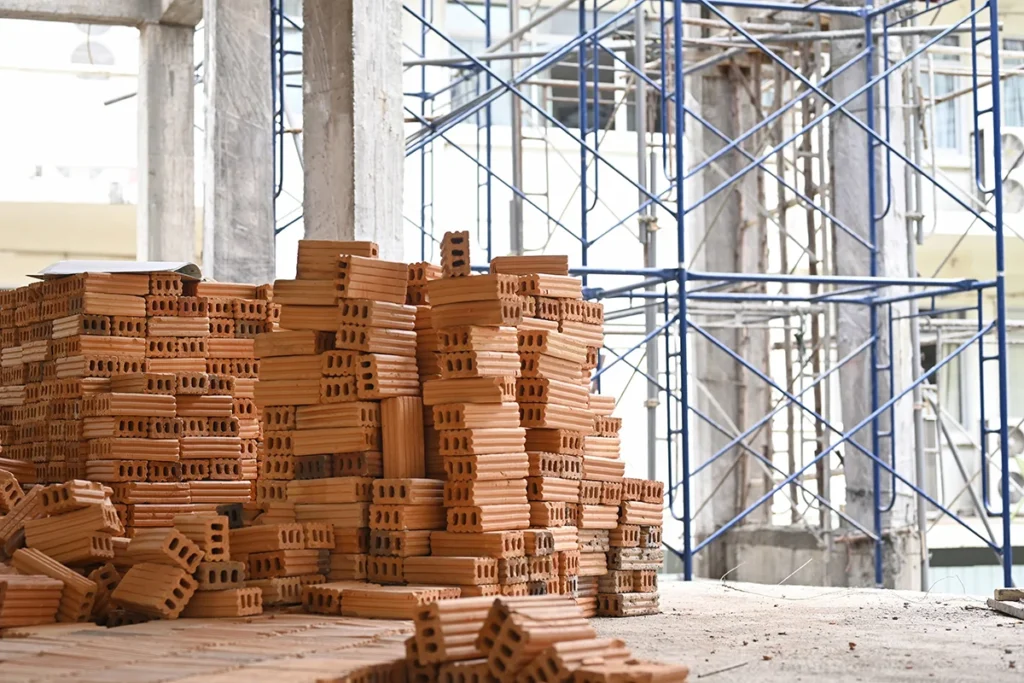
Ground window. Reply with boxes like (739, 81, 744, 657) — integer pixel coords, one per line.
(1003, 39, 1024, 128)
(922, 36, 961, 151)
(548, 50, 616, 130)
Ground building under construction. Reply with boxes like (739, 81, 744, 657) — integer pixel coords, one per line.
(0, 0, 1021, 680)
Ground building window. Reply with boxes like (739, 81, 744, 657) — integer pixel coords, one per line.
(1004, 39, 1024, 128)
(922, 36, 961, 152)
(547, 50, 616, 130)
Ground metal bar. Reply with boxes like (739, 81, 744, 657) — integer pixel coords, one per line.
(693, 324, 1001, 555)
(690, 337, 873, 477)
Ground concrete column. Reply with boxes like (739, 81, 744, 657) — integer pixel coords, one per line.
(302, 0, 404, 260)
(202, 0, 275, 284)
(831, 5, 916, 563)
(137, 22, 195, 263)
(691, 63, 771, 579)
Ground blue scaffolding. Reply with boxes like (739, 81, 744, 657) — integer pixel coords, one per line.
(274, 0, 1016, 587)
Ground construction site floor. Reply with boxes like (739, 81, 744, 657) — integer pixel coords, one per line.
(596, 579, 1022, 682)
(0, 580, 1019, 682)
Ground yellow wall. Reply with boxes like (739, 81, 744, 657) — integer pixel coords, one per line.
(0, 202, 203, 289)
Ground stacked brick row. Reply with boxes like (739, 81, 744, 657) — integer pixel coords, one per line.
(253, 240, 446, 589)
(596, 477, 664, 616)
(508, 256, 593, 603)
(415, 231, 532, 597)
(0, 273, 273, 535)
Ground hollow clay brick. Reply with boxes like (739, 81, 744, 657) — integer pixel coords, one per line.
(302, 522, 336, 549)
(182, 586, 263, 618)
(194, 560, 246, 591)
(578, 553, 608, 577)
(0, 470, 25, 513)
(423, 376, 517, 405)
(524, 430, 584, 456)
(37, 480, 109, 515)
(272, 279, 338, 306)
(368, 555, 406, 584)
(441, 231, 471, 278)
(579, 481, 602, 505)
(253, 329, 334, 358)
(374, 478, 444, 506)
(250, 573, 326, 606)
(588, 394, 615, 417)
(293, 502, 370, 528)
(444, 453, 530, 482)
(519, 353, 585, 383)
(519, 404, 594, 433)
(331, 451, 384, 478)
(299, 401, 382, 428)
(436, 325, 518, 354)
(594, 592, 660, 618)
(81, 392, 176, 418)
(25, 502, 123, 545)
(336, 255, 409, 303)
(290, 426, 379, 456)
(287, 477, 373, 504)
(230, 523, 305, 554)
(370, 529, 432, 558)
(333, 527, 370, 554)
(301, 580, 363, 615)
(618, 501, 662, 527)
(371, 504, 447, 531)
(85, 562, 121, 621)
(445, 479, 529, 507)
(172, 513, 230, 561)
(526, 477, 580, 504)
(10, 548, 97, 622)
(111, 562, 197, 619)
(440, 351, 522, 380)
(639, 526, 661, 548)
(431, 299, 523, 329)
(248, 549, 321, 579)
(489, 255, 569, 276)
(126, 528, 203, 572)
(404, 556, 498, 586)
(447, 504, 531, 533)
(433, 402, 521, 430)
(609, 525, 640, 549)
(253, 379, 321, 407)
(439, 428, 526, 457)
(257, 354, 322, 381)
(328, 552, 369, 581)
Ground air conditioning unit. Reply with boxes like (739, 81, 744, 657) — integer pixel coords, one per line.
(975, 126, 1024, 213)
(983, 422, 1024, 510)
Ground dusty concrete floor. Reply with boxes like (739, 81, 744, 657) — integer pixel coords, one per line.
(592, 580, 1022, 682)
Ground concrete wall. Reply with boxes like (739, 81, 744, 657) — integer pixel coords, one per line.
(722, 526, 924, 590)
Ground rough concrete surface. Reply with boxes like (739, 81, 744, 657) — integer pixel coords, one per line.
(592, 579, 1022, 682)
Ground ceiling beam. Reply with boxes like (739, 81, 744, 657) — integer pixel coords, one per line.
(0, 0, 160, 25)
(160, 0, 201, 26)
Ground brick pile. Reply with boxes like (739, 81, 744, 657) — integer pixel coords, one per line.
(0, 272, 274, 532)
(253, 239, 446, 590)
(0, 475, 266, 624)
(410, 594, 688, 682)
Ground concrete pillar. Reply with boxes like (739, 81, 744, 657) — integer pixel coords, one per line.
(691, 63, 771, 579)
(202, 0, 275, 284)
(137, 22, 195, 263)
(831, 6, 916, 554)
(302, 0, 404, 260)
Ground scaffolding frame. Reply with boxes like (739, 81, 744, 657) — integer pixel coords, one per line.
(274, 0, 1017, 587)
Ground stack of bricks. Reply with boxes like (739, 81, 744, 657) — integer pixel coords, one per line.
(505, 255, 593, 602)
(418, 230, 531, 597)
(409, 594, 689, 682)
(254, 240, 442, 592)
(0, 271, 273, 533)
(596, 477, 664, 616)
